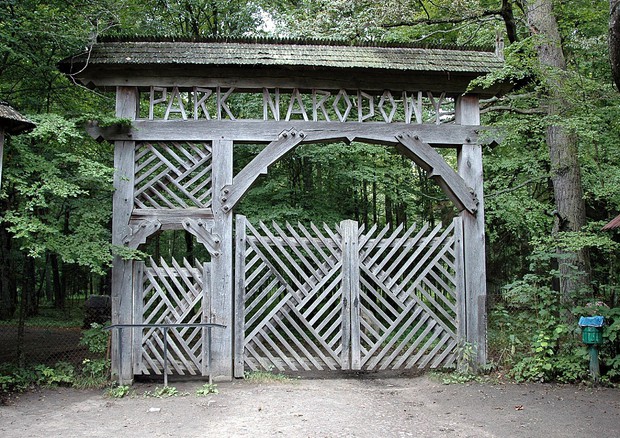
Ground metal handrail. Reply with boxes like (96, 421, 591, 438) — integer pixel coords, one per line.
(104, 323, 226, 386)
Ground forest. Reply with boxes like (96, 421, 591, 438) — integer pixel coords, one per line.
(1, 0, 619, 383)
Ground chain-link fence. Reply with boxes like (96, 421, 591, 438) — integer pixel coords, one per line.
(0, 294, 110, 368)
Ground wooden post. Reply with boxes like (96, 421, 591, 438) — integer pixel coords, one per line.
(453, 216, 466, 352)
(111, 86, 139, 384)
(233, 214, 247, 378)
(132, 261, 145, 375)
(456, 95, 487, 367)
(211, 138, 234, 380)
(341, 219, 360, 370)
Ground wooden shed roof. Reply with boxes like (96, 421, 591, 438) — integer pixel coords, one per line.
(59, 37, 507, 95)
(62, 37, 503, 74)
(0, 102, 35, 135)
(602, 214, 620, 230)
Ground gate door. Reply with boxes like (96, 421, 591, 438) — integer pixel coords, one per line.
(234, 215, 463, 376)
(133, 257, 211, 376)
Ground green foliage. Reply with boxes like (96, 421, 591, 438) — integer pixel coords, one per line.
(0, 364, 37, 401)
(143, 385, 188, 398)
(431, 370, 481, 385)
(488, 262, 616, 383)
(106, 384, 132, 398)
(243, 369, 292, 383)
(195, 383, 219, 396)
(74, 358, 110, 389)
(79, 323, 110, 355)
(34, 361, 75, 386)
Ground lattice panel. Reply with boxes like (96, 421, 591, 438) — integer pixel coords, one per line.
(357, 221, 458, 370)
(238, 217, 460, 374)
(241, 220, 344, 372)
(134, 142, 213, 209)
(137, 257, 209, 375)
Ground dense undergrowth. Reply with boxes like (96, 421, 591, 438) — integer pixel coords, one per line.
(0, 323, 110, 404)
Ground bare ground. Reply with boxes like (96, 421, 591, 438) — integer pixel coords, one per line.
(1, 375, 619, 438)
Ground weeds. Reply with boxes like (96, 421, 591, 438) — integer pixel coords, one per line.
(143, 386, 189, 398)
(243, 369, 292, 383)
(106, 384, 132, 398)
(196, 383, 219, 396)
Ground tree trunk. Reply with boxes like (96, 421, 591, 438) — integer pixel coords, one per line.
(526, 0, 591, 303)
(611, 0, 620, 90)
(184, 230, 194, 264)
(0, 220, 15, 320)
(385, 195, 393, 228)
(50, 253, 64, 309)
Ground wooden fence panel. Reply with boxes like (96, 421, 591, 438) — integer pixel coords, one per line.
(236, 216, 461, 374)
(134, 257, 211, 376)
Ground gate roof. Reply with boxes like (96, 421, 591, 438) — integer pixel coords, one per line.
(59, 37, 507, 96)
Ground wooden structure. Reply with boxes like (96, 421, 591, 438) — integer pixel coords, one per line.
(60, 37, 505, 382)
(236, 216, 463, 374)
(0, 102, 36, 189)
(602, 214, 620, 230)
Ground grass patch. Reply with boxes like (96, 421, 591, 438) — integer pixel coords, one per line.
(243, 369, 294, 383)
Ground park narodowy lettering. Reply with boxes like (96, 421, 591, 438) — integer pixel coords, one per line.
(147, 87, 450, 124)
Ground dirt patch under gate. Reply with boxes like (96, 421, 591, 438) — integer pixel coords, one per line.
(1, 375, 619, 438)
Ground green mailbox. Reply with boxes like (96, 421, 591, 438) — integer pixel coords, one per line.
(579, 315, 604, 381)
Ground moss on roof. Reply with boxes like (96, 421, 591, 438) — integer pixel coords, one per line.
(61, 37, 503, 75)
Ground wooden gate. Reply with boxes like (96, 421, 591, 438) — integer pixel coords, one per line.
(234, 215, 463, 376)
(133, 257, 212, 376)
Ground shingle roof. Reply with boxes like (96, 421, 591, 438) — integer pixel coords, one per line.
(0, 102, 35, 135)
(602, 214, 620, 230)
(61, 39, 503, 74)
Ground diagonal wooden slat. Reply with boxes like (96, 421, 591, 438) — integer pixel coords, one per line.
(237, 215, 460, 374)
(137, 256, 209, 376)
(134, 141, 213, 209)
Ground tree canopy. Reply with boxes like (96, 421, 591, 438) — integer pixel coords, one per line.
(1, 0, 619, 382)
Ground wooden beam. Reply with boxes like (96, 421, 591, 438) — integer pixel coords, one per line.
(87, 120, 481, 146)
(222, 129, 305, 211)
(456, 95, 487, 368)
(341, 219, 361, 370)
(73, 66, 505, 97)
(233, 214, 247, 378)
(210, 139, 234, 380)
(111, 87, 140, 385)
(396, 133, 478, 214)
(182, 218, 221, 256)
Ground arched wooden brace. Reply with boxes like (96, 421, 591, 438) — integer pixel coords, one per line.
(395, 133, 478, 214)
(221, 128, 305, 212)
(120, 217, 221, 256)
(221, 128, 479, 215)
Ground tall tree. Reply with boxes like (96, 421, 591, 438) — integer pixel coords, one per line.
(611, 0, 620, 89)
(525, 0, 590, 302)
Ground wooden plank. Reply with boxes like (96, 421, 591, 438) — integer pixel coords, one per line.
(132, 261, 145, 375)
(94, 119, 481, 146)
(341, 220, 361, 370)
(453, 216, 466, 355)
(368, 308, 428, 370)
(456, 95, 487, 367)
(223, 130, 304, 211)
(396, 133, 478, 214)
(111, 86, 139, 385)
(210, 139, 234, 380)
(75, 66, 502, 97)
(234, 215, 247, 378)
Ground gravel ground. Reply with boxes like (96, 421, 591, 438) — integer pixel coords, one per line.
(1, 375, 619, 438)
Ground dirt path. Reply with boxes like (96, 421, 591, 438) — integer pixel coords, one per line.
(1, 376, 619, 438)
